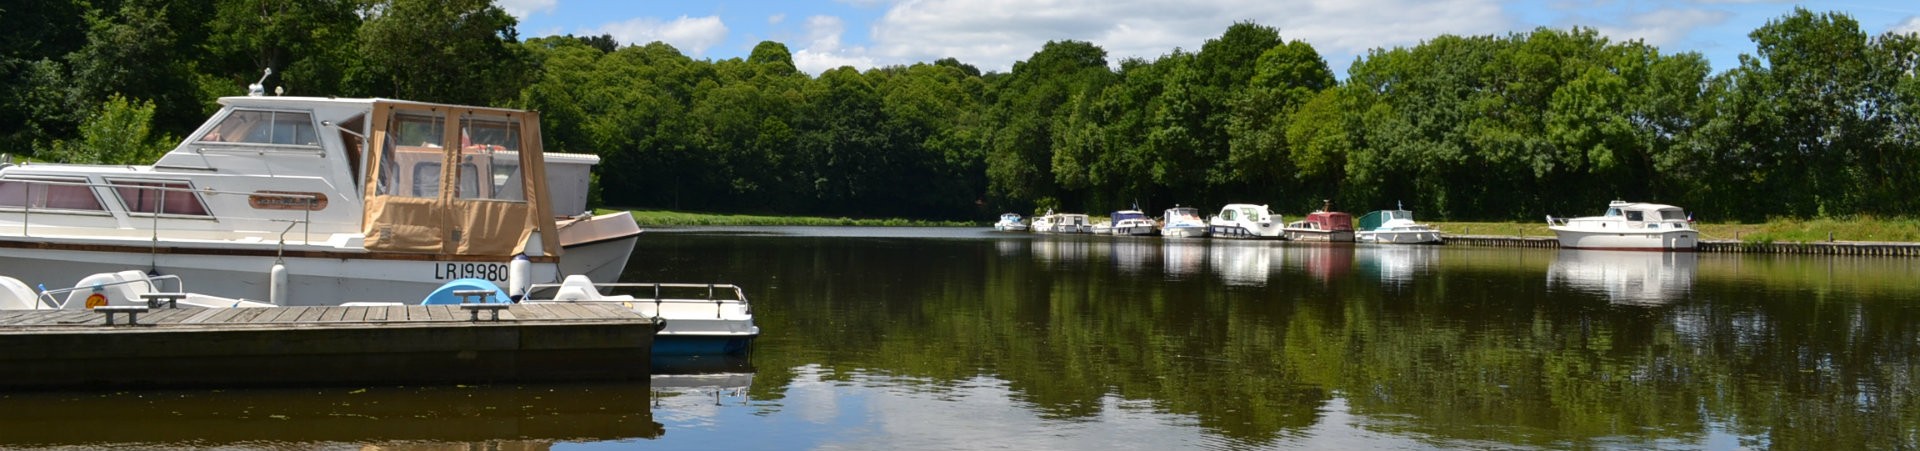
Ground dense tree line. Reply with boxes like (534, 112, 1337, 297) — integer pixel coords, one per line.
(4, 2, 1916, 221)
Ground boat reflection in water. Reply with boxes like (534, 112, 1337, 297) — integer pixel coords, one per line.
(1360, 244, 1440, 286)
(0, 382, 660, 449)
(1031, 235, 1095, 265)
(1162, 239, 1208, 280)
(651, 355, 756, 421)
(1289, 243, 1355, 283)
(1211, 240, 1283, 286)
(1108, 238, 1163, 275)
(1546, 249, 1698, 306)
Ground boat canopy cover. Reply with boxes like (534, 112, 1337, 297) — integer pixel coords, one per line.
(1356, 210, 1411, 231)
(361, 100, 560, 257)
(1112, 210, 1147, 221)
(1307, 211, 1355, 231)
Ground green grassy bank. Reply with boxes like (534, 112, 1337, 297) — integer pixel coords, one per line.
(615, 209, 977, 227)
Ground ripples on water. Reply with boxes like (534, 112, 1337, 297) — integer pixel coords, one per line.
(4, 226, 1916, 450)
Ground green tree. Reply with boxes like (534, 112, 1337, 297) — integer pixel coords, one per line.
(45, 94, 174, 165)
(353, 0, 530, 105)
(205, 0, 364, 98)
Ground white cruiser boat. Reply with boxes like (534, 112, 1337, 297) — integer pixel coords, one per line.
(993, 213, 1028, 231)
(1161, 206, 1209, 238)
(1207, 203, 1283, 239)
(1547, 200, 1696, 251)
(1109, 210, 1157, 236)
(1036, 212, 1092, 234)
(1356, 206, 1442, 244)
(0, 93, 640, 305)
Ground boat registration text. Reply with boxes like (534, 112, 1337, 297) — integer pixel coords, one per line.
(435, 262, 509, 282)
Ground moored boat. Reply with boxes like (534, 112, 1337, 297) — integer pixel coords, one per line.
(1037, 213, 1092, 234)
(525, 275, 760, 355)
(0, 90, 637, 305)
(993, 213, 1029, 232)
(1547, 200, 1697, 251)
(1109, 210, 1157, 236)
(1207, 203, 1284, 239)
(1283, 200, 1355, 242)
(1160, 206, 1209, 238)
(1356, 204, 1443, 244)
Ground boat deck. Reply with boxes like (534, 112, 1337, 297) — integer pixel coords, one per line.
(0, 304, 658, 390)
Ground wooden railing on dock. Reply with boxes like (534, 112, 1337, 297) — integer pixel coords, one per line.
(1440, 234, 1920, 256)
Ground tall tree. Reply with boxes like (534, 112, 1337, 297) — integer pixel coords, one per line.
(353, 0, 530, 105)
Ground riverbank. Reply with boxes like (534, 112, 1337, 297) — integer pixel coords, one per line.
(615, 209, 976, 227)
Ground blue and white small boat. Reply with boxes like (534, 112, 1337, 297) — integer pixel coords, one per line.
(526, 276, 760, 355)
(993, 213, 1029, 232)
(1109, 210, 1158, 236)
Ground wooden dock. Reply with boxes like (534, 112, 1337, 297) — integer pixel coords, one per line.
(0, 304, 659, 390)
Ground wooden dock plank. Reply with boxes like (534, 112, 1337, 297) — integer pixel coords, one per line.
(227, 308, 272, 324)
(320, 306, 350, 322)
(384, 305, 406, 323)
(180, 307, 229, 324)
(197, 307, 250, 325)
(424, 305, 447, 322)
(516, 303, 554, 320)
(145, 308, 200, 324)
(551, 303, 596, 320)
(293, 307, 325, 323)
(258, 306, 301, 323)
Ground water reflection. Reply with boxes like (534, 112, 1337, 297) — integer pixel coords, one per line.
(1031, 235, 1095, 265)
(1359, 244, 1440, 285)
(1210, 240, 1281, 286)
(0, 383, 660, 448)
(1547, 249, 1697, 305)
(1109, 238, 1163, 275)
(1289, 243, 1355, 282)
(1162, 239, 1207, 280)
(652, 355, 756, 427)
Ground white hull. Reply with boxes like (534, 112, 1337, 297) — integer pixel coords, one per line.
(1112, 225, 1157, 236)
(1549, 228, 1697, 251)
(1284, 229, 1355, 242)
(1358, 230, 1443, 244)
(994, 224, 1029, 232)
(1208, 224, 1284, 239)
(0, 245, 561, 305)
(1161, 226, 1207, 238)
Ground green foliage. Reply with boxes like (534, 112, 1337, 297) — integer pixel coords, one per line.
(45, 94, 174, 165)
(8, 5, 1920, 225)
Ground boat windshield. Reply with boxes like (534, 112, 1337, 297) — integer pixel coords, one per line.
(1605, 207, 1622, 217)
(1661, 209, 1687, 221)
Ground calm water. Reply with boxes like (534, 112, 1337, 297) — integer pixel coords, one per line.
(5, 227, 1919, 450)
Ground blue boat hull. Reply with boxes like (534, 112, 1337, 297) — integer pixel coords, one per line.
(655, 335, 757, 356)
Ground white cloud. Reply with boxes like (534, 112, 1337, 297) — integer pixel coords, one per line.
(866, 0, 1510, 73)
(1895, 16, 1920, 35)
(1589, 8, 1730, 47)
(592, 15, 730, 56)
(769, 13, 786, 25)
(496, 0, 557, 18)
(792, 15, 878, 74)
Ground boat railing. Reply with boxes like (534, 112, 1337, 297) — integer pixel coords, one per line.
(2, 178, 316, 245)
(525, 282, 750, 318)
(35, 273, 185, 310)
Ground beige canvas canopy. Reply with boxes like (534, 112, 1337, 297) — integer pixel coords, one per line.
(360, 100, 560, 258)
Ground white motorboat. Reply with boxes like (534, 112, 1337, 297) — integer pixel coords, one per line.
(1547, 200, 1697, 251)
(1207, 203, 1283, 239)
(0, 91, 639, 305)
(526, 275, 760, 355)
(1356, 206, 1443, 244)
(1037, 213, 1092, 234)
(0, 270, 274, 310)
(1283, 200, 1355, 242)
(1108, 210, 1157, 236)
(1160, 206, 1209, 238)
(993, 213, 1029, 231)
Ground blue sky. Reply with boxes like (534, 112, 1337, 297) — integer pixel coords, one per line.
(504, 0, 1920, 77)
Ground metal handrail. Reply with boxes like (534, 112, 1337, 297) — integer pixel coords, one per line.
(0, 177, 316, 244)
(35, 274, 185, 310)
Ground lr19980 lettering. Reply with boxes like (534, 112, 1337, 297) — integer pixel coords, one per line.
(435, 262, 509, 282)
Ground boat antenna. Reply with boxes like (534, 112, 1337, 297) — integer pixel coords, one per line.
(248, 68, 273, 97)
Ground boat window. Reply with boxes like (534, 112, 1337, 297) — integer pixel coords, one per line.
(0, 177, 107, 213)
(412, 162, 441, 197)
(198, 109, 319, 146)
(378, 111, 447, 198)
(453, 114, 526, 202)
(1222, 210, 1236, 221)
(1662, 210, 1687, 221)
(1626, 211, 1644, 221)
(109, 180, 210, 216)
(1605, 208, 1622, 217)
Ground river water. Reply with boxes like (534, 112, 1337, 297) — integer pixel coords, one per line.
(4, 227, 1917, 450)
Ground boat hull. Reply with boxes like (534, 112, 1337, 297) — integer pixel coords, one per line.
(1161, 226, 1208, 238)
(1208, 224, 1284, 240)
(0, 243, 562, 305)
(993, 224, 1029, 232)
(1358, 230, 1443, 244)
(558, 212, 643, 283)
(655, 334, 758, 356)
(1284, 229, 1355, 242)
(1549, 228, 1698, 251)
